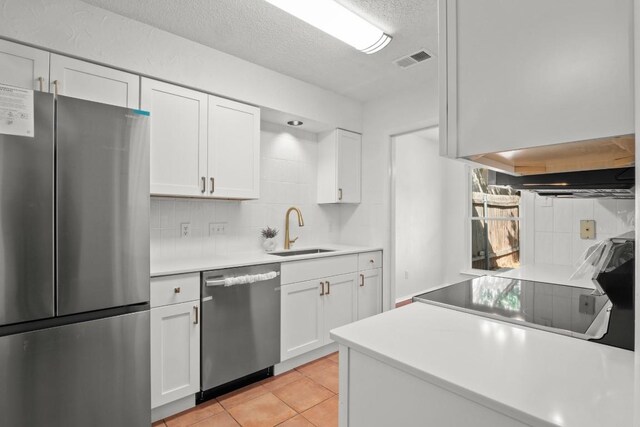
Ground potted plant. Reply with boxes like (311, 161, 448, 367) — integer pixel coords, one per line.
(260, 226, 279, 252)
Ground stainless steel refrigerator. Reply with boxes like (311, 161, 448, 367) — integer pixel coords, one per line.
(0, 92, 151, 426)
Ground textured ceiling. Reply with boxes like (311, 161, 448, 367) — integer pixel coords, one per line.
(79, 0, 438, 102)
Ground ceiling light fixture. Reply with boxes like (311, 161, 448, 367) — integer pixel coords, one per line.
(287, 120, 304, 126)
(264, 0, 392, 54)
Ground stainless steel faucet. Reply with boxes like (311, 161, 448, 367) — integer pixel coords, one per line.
(284, 207, 304, 249)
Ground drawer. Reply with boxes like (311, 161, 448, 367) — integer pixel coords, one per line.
(281, 255, 358, 285)
(150, 273, 200, 308)
(358, 251, 382, 271)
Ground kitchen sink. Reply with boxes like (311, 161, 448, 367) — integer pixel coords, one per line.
(269, 248, 335, 257)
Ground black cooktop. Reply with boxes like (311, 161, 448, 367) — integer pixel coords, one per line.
(413, 275, 634, 349)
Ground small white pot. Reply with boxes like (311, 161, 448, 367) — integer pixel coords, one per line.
(262, 238, 277, 252)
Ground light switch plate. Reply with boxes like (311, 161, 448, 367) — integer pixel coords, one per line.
(580, 220, 595, 239)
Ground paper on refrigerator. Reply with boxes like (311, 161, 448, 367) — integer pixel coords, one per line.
(0, 83, 34, 137)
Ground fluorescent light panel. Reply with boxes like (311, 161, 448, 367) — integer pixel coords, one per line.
(264, 0, 392, 54)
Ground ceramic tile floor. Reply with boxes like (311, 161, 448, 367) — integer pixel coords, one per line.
(153, 352, 339, 427)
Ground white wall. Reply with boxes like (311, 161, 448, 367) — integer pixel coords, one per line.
(0, 0, 362, 131)
(533, 196, 635, 266)
(393, 129, 468, 301)
(338, 66, 467, 309)
(151, 122, 341, 261)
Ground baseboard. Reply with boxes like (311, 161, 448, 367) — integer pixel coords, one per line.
(274, 342, 338, 375)
(151, 395, 195, 422)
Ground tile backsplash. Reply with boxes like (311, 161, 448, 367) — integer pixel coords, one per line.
(533, 195, 635, 266)
(151, 121, 341, 261)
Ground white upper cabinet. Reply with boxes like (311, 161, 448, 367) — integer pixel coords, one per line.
(142, 78, 261, 199)
(207, 95, 260, 199)
(440, 0, 634, 159)
(318, 129, 361, 204)
(50, 54, 140, 108)
(142, 78, 208, 197)
(0, 39, 49, 91)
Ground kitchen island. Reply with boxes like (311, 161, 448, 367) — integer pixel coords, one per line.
(330, 302, 634, 427)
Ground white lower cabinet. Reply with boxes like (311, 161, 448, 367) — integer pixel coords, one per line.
(281, 272, 356, 361)
(150, 274, 200, 409)
(357, 268, 382, 321)
(281, 279, 324, 359)
(322, 274, 357, 343)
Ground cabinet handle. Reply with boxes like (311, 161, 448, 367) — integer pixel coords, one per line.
(52, 80, 59, 96)
(193, 305, 199, 325)
(174, 287, 181, 293)
(210, 177, 215, 194)
(320, 282, 325, 296)
(37, 77, 44, 92)
(360, 274, 365, 287)
(338, 188, 343, 201)
(370, 259, 375, 264)
(201, 177, 206, 193)
(326, 281, 331, 295)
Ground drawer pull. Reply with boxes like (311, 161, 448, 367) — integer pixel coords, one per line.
(360, 274, 365, 287)
(174, 287, 181, 294)
(370, 259, 374, 263)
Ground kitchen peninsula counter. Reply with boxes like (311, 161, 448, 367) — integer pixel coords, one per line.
(330, 302, 634, 427)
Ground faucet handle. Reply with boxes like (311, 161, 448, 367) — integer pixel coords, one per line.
(289, 236, 299, 246)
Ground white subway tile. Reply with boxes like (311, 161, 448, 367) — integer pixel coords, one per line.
(534, 232, 554, 264)
(552, 198, 572, 233)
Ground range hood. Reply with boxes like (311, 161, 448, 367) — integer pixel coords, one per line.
(493, 167, 635, 199)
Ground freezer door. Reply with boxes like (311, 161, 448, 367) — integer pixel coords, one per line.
(0, 91, 54, 325)
(57, 95, 150, 315)
(0, 310, 150, 427)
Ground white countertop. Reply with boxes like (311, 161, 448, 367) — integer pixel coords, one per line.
(151, 244, 382, 276)
(495, 264, 597, 290)
(330, 303, 634, 427)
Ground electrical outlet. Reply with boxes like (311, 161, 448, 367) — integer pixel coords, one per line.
(180, 222, 191, 238)
(209, 222, 226, 236)
(580, 220, 596, 239)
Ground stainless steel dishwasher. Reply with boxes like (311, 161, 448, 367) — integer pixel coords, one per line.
(201, 263, 281, 392)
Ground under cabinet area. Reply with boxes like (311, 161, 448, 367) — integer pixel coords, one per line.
(150, 273, 200, 411)
(317, 129, 362, 204)
(142, 78, 261, 199)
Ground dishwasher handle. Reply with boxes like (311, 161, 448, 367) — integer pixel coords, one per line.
(205, 271, 280, 287)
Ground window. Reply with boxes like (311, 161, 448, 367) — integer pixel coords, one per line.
(471, 168, 521, 271)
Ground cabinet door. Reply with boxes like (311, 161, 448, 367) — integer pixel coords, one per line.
(50, 54, 139, 108)
(441, 0, 633, 158)
(151, 301, 200, 408)
(0, 39, 49, 91)
(141, 78, 208, 197)
(281, 279, 324, 361)
(207, 95, 260, 199)
(323, 273, 357, 344)
(336, 130, 361, 203)
(357, 268, 382, 321)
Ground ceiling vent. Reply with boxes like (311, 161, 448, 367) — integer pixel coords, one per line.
(393, 49, 433, 69)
